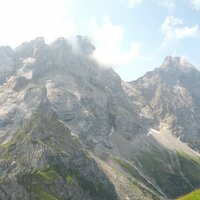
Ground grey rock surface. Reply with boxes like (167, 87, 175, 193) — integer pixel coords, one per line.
(131, 56, 200, 151)
(0, 101, 118, 200)
(0, 38, 200, 200)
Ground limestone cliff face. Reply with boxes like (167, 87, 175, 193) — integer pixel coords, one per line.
(2, 37, 144, 148)
(0, 38, 200, 200)
(0, 37, 119, 200)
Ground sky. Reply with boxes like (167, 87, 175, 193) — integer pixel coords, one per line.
(0, 0, 200, 80)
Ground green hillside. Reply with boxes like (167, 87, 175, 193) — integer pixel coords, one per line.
(177, 189, 200, 200)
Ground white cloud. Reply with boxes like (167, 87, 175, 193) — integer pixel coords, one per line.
(190, 0, 200, 10)
(159, 0, 176, 12)
(161, 16, 199, 46)
(91, 16, 141, 66)
(175, 25, 199, 39)
(126, 0, 142, 8)
(0, 0, 75, 47)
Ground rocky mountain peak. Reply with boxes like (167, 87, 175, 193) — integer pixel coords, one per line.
(0, 46, 14, 61)
(160, 56, 195, 72)
(14, 37, 47, 59)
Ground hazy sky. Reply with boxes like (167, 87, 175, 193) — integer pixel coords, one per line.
(0, 0, 200, 80)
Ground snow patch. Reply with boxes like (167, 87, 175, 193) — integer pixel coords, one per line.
(22, 57, 36, 64)
(149, 127, 200, 157)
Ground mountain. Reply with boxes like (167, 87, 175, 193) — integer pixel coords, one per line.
(0, 37, 200, 200)
(0, 101, 117, 200)
(131, 56, 200, 151)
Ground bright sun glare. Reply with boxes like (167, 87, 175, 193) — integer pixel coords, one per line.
(0, 0, 73, 47)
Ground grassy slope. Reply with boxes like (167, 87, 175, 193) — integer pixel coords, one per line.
(177, 189, 200, 200)
(126, 147, 200, 199)
(95, 155, 164, 200)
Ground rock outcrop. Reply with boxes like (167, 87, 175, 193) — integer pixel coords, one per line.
(131, 56, 200, 151)
(0, 38, 200, 200)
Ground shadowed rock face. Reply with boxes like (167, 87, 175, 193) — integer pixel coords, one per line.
(0, 38, 200, 200)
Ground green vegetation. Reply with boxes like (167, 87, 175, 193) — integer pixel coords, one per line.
(0, 141, 14, 161)
(176, 151, 200, 165)
(0, 154, 11, 160)
(110, 155, 162, 199)
(0, 141, 12, 148)
(17, 170, 60, 200)
(177, 189, 200, 200)
(128, 178, 161, 200)
(176, 151, 200, 188)
(129, 148, 200, 199)
(76, 174, 114, 199)
(2, 111, 116, 200)
(16, 158, 115, 199)
(10, 111, 71, 150)
(112, 156, 158, 193)
(37, 169, 58, 181)
(66, 175, 74, 185)
(40, 191, 58, 200)
(52, 162, 115, 199)
(71, 135, 81, 148)
(112, 156, 139, 177)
